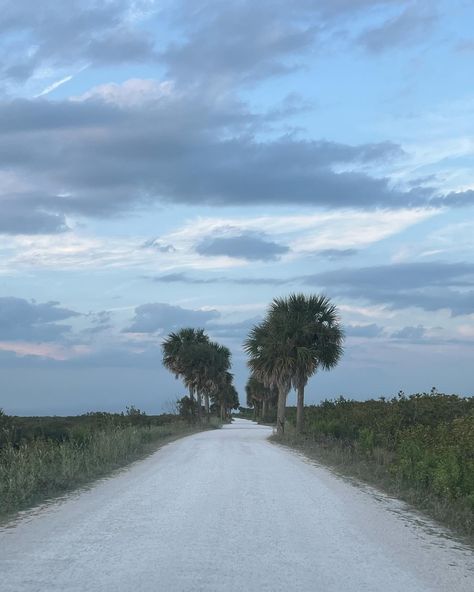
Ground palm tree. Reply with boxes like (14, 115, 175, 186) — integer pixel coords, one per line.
(244, 319, 294, 435)
(162, 328, 210, 419)
(244, 294, 344, 435)
(217, 374, 239, 420)
(210, 343, 231, 416)
(198, 341, 231, 422)
(269, 294, 344, 433)
(162, 329, 235, 423)
(245, 374, 275, 421)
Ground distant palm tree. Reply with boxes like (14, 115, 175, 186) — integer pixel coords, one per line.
(199, 341, 231, 422)
(211, 344, 232, 415)
(162, 329, 237, 423)
(245, 374, 275, 421)
(244, 294, 344, 435)
(215, 373, 239, 420)
(244, 319, 293, 434)
(269, 294, 344, 433)
(162, 328, 210, 419)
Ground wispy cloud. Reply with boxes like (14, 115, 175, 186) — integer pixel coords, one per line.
(34, 74, 74, 97)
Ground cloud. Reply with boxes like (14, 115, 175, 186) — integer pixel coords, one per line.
(142, 238, 176, 253)
(359, 3, 437, 53)
(0, 1, 423, 92)
(150, 261, 474, 317)
(196, 232, 289, 261)
(0, 91, 447, 235)
(124, 302, 220, 334)
(0, 297, 79, 341)
(316, 249, 358, 259)
(162, 2, 314, 87)
(81, 311, 113, 337)
(207, 317, 262, 339)
(0, 200, 68, 234)
(304, 261, 474, 316)
(0, 1, 157, 85)
(391, 325, 426, 340)
(35, 75, 74, 98)
(152, 273, 222, 285)
(0, 98, 120, 133)
(151, 272, 290, 286)
(345, 323, 384, 338)
(163, 1, 422, 87)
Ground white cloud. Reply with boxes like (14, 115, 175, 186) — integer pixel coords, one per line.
(391, 219, 474, 262)
(35, 74, 74, 97)
(1, 207, 438, 274)
(163, 208, 437, 258)
(73, 79, 174, 107)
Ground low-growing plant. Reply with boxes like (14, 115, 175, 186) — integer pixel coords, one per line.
(279, 390, 474, 539)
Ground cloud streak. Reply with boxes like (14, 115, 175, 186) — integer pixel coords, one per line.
(124, 302, 220, 334)
(196, 232, 289, 261)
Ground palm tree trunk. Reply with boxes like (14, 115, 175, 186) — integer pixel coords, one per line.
(262, 398, 267, 422)
(204, 394, 210, 422)
(296, 384, 305, 434)
(276, 385, 287, 436)
(196, 392, 202, 423)
(220, 402, 225, 421)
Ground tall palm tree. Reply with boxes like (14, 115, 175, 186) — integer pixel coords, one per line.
(198, 341, 231, 422)
(244, 319, 294, 435)
(268, 294, 344, 433)
(162, 328, 209, 419)
(244, 294, 344, 435)
(209, 343, 231, 416)
(162, 329, 235, 423)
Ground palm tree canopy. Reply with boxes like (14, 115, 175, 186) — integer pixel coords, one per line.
(244, 293, 344, 392)
(162, 328, 209, 380)
(245, 374, 275, 408)
(269, 294, 344, 388)
(243, 319, 294, 392)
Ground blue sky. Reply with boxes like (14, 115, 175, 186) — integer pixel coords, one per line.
(1, 0, 473, 414)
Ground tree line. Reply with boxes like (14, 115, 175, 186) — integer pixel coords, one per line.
(162, 328, 239, 422)
(161, 293, 343, 430)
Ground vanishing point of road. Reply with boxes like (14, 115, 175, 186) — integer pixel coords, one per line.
(1, 419, 473, 591)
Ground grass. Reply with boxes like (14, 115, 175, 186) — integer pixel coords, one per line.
(273, 422, 474, 546)
(0, 413, 220, 521)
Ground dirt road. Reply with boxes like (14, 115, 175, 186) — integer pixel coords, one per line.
(1, 419, 472, 591)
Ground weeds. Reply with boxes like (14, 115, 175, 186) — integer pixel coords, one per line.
(0, 410, 218, 519)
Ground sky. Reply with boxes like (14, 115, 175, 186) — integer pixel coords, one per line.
(1, 0, 473, 415)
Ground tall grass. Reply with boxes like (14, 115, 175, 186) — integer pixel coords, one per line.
(0, 414, 212, 518)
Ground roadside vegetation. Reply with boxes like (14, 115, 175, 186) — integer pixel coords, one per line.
(0, 327, 238, 521)
(0, 407, 217, 520)
(274, 390, 474, 539)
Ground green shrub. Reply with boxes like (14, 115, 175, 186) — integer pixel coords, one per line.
(284, 390, 474, 533)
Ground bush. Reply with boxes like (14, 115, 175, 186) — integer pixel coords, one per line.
(284, 390, 474, 535)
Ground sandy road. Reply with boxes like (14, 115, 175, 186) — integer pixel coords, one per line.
(0, 418, 473, 591)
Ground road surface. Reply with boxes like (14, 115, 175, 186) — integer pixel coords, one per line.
(1, 419, 473, 591)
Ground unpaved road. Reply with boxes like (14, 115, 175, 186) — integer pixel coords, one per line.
(1, 419, 473, 592)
